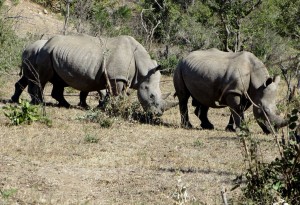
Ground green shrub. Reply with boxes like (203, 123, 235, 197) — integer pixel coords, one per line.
(103, 95, 157, 123)
(3, 99, 51, 126)
(159, 54, 179, 76)
(84, 134, 99, 144)
(0, 19, 24, 71)
(238, 109, 300, 204)
(77, 109, 113, 128)
(0, 188, 17, 199)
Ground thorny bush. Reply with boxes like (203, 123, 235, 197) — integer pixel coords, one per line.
(238, 109, 300, 204)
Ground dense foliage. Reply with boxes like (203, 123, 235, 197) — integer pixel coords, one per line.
(28, 0, 299, 73)
(1, 0, 299, 73)
(239, 109, 300, 204)
(0, 17, 24, 71)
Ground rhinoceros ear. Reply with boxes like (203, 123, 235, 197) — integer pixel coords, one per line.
(154, 65, 162, 71)
(264, 77, 273, 87)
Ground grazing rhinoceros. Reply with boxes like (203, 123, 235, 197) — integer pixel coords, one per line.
(11, 39, 99, 108)
(173, 48, 287, 134)
(33, 35, 175, 115)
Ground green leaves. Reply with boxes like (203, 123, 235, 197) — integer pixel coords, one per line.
(241, 108, 300, 204)
(3, 99, 51, 126)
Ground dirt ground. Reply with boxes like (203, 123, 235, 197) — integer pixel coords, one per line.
(1, 73, 279, 205)
(3, 0, 65, 38)
(0, 1, 284, 204)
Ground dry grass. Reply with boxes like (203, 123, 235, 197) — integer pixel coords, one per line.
(0, 1, 291, 204)
(0, 74, 282, 204)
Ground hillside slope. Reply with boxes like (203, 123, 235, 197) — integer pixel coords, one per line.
(4, 0, 65, 38)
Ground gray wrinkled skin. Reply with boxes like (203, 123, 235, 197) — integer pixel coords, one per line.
(11, 40, 48, 103)
(173, 48, 287, 134)
(34, 35, 167, 115)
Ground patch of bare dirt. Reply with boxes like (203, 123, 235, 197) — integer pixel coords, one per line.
(4, 0, 65, 38)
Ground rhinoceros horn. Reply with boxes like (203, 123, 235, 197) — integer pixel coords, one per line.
(163, 100, 179, 111)
(254, 106, 288, 134)
(162, 92, 171, 100)
(267, 110, 288, 131)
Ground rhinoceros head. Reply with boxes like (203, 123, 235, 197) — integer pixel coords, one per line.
(137, 65, 166, 116)
(252, 75, 288, 134)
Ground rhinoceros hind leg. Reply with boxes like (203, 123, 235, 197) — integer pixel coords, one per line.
(179, 97, 192, 128)
(11, 75, 28, 103)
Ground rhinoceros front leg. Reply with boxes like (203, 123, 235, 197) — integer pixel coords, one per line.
(78, 91, 89, 108)
(225, 95, 251, 132)
(225, 115, 235, 132)
(51, 84, 70, 108)
(226, 94, 244, 130)
(109, 80, 127, 96)
(194, 104, 214, 130)
(50, 74, 71, 108)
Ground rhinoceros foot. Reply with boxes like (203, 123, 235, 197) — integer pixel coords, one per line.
(181, 121, 193, 129)
(78, 101, 89, 109)
(58, 101, 71, 108)
(11, 95, 19, 103)
(225, 124, 236, 132)
(201, 122, 214, 130)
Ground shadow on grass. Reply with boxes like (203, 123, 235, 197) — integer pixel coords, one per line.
(158, 166, 238, 176)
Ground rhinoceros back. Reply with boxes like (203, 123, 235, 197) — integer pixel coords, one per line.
(47, 35, 105, 91)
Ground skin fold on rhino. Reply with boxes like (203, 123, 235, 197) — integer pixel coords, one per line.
(32, 34, 176, 115)
(173, 48, 288, 134)
(11, 39, 105, 108)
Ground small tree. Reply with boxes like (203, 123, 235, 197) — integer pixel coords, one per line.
(204, 0, 262, 52)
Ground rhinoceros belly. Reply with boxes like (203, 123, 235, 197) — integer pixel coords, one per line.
(182, 65, 226, 108)
(52, 43, 105, 91)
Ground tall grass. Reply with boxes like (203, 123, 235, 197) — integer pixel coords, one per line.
(0, 17, 25, 72)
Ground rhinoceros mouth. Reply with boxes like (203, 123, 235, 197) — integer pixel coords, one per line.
(256, 118, 272, 134)
(254, 106, 287, 134)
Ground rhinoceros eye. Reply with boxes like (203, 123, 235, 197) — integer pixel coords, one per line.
(150, 94, 155, 99)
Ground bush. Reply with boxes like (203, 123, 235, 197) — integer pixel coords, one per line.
(84, 134, 99, 143)
(0, 2, 28, 72)
(0, 18, 24, 71)
(238, 109, 300, 204)
(3, 99, 51, 126)
(77, 109, 114, 128)
(159, 54, 179, 76)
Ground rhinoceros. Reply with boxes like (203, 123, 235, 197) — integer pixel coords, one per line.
(33, 35, 175, 115)
(173, 48, 287, 134)
(11, 39, 99, 108)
